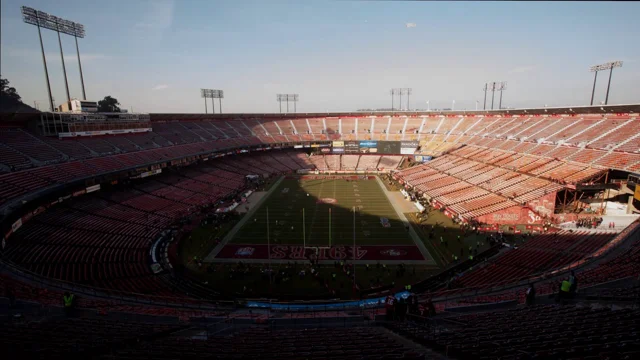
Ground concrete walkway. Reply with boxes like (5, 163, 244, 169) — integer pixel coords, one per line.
(374, 176, 435, 265)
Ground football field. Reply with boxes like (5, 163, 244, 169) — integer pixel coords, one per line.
(232, 176, 413, 246)
(212, 175, 430, 262)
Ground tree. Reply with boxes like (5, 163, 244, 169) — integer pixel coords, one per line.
(0, 76, 22, 102)
(97, 96, 121, 112)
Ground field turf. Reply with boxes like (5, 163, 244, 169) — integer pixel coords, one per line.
(230, 176, 414, 247)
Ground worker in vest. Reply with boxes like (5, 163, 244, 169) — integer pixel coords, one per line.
(457, 235, 461, 243)
(469, 255, 473, 261)
(63, 292, 75, 316)
(406, 284, 411, 291)
(454, 255, 458, 262)
(332, 273, 336, 281)
(558, 279, 572, 304)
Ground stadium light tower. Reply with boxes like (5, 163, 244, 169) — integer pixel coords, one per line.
(482, 83, 488, 110)
(406, 88, 412, 111)
(21, 6, 87, 104)
(490, 82, 497, 110)
(212, 90, 224, 113)
(201, 89, 212, 113)
(590, 61, 623, 105)
(21, 6, 54, 111)
(277, 94, 299, 113)
(201, 89, 223, 114)
(497, 82, 507, 109)
(390, 89, 398, 111)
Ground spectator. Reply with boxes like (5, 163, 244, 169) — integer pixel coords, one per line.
(63, 292, 75, 317)
(385, 294, 396, 321)
(426, 298, 436, 317)
(525, 283, 536, 306)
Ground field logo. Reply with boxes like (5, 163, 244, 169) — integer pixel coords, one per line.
(318, 198, 338, 204)
(380, 249, 407, 257)
(235, 247, 255, 256)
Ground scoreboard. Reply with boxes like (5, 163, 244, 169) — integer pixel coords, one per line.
(331, 140, 418, 155)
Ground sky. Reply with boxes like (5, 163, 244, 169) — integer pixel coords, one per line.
(2, 0, 640, 113)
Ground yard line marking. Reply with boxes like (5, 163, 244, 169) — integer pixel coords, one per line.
(306, 178, 326, 246)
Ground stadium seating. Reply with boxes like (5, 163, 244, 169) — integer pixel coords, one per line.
(445, 230, 616, 291)
(94, 326, 425, 360)
(387, 305, 640, 359)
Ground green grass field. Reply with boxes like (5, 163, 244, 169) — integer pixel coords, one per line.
(230, 177, 415, 247)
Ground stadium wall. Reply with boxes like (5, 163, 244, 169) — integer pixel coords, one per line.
(526, 192, 557, 218)
(474, 205, 546, 225)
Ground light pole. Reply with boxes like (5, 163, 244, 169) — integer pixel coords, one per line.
(21, 6, 86, 105)
(426, 100, 430, 112)
(277, 94, 298, 113)
(496, 82, 507, 109)
(483, 83, 488, 110)
(475, 100, 478, 111)
(452, 100, 455, 111)
(590, 61, 623, 105)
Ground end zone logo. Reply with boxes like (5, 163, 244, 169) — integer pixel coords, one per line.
(235, 247, 255, 256)
(317, 198, 338, 204)
(380, 249, 407, 257)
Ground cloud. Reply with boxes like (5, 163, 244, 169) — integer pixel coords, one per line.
(152, 84, 169, 91)
(405, 23, 417, 28)
(508, 66, 536, 74)
(133, 0, 175, 31)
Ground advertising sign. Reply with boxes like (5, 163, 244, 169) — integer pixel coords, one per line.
(377, 141, 401, 154)
(400, 141, 419, 148)
(332, 147, 344, 153)
(332, 141, 344, 147)
(345, 141, 360, 153)
(359, 141, 377, 148)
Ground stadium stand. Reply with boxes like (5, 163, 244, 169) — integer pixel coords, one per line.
(386, 305, 640, 359)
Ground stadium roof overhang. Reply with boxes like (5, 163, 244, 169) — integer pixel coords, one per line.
(149, 103, 640, 121)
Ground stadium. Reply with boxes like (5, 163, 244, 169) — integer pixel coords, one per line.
(2, 2, 640, 360)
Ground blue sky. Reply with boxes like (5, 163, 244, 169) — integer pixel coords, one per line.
(2, 0, 639, 113)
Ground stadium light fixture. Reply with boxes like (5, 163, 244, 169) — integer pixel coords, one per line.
(496, 81, 507, 110)
(482, 83, 488, 110)
(201, 88, 212, 113)
(405, 88, 412, 111)
(277, 94, 299, 113)
(589, 61, 622, 106)
(390, 89, 398, 112)
(201, 89, 224, 114)
(21, 6, 87, 103)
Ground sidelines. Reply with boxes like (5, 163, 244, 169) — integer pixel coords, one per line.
(374, 175, 435, 265)
(204, 175, 285, 262)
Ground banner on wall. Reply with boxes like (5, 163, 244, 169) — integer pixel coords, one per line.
(58, 128, 152, 138)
